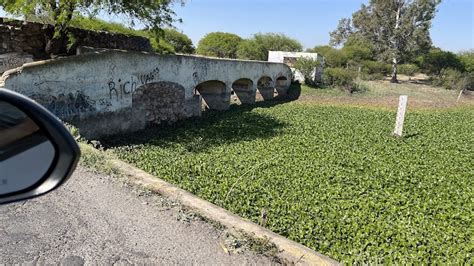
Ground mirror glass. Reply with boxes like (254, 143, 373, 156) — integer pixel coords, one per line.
(0, 101, 56, 196)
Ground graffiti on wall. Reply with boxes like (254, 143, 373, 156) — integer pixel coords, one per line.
(32, 90, 96, 118)
(107, 67, 161, 100)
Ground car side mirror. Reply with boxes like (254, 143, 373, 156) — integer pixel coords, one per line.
(0, 89, 80, 204)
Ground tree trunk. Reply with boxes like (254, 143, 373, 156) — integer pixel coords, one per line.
(43, 1, 75, 57)
(390, 0, 403, 83)
(391, 57, 399, 83)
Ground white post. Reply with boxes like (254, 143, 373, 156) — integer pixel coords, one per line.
(393, 95, 408, 137)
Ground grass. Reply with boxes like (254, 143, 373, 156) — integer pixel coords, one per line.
(300, 77, 473, 110)
(105, 83, 473, 264)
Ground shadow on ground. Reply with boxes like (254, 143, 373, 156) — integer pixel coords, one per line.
(101, 84, 301, 153)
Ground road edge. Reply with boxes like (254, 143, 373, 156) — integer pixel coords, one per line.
(110, 159, 339, 266)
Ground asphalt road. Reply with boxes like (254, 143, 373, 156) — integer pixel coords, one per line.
(0, 166, 274, 265)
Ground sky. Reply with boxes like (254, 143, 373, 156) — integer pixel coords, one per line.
(1, 0, 472, 52)
(169, 0, 473, 52)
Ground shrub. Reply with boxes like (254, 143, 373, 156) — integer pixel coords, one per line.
(398, 64, 420, 78)
(293, 57, 321, 86)
(361, 60, 391, 75)
(360, 72, 385, 81)
(323, 67, 359, 93)
(438, 68, 463, 90)
(434, 69, 473, 91)
(457, 73, 474, 91)
(416, 48, 464, 76)
(458, 50, 474, 73)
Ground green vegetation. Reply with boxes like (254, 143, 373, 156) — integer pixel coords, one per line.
(70, 16, 194, 55)
(237, 33, 303, 61)
(196, 32, 243, 59)
(106, 85, 473, 264)
(323, 68, 360, 93)
(0, 0, 182, 56)
(196, 32, 302, 60)
(293, 57, 321, 86)
(330, 0, 440, 82)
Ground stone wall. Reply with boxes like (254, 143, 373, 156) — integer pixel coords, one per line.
(0, 18, 152, 72)
(1, 51, 292, 139)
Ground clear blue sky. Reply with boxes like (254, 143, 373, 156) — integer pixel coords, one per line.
(170, 0, 473, 52)
(1, 0, 472, 52)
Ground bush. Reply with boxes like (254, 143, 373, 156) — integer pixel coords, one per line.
(360, 72, 385, 81)
(435, 69, 474, 91)
(438, 68, 463, 89)
(323, 67, 359, 93)
(361, 60, 391, 75)
(293, 57, 321, 86)
(416, 48, 464, 76)
(458, 50, 474, 73)
(398, 64, 420, 78)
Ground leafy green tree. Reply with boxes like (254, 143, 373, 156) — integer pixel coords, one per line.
(330, 0, 440, 83)
(253, 33, 303, 60)
(196, 32, 243, 58)
(161, 28, 194, 54)
(146, 28, 194, 54)
(308, 45, 347, 68)
(236, 39, 266, 61)
(236, 33, 303, 61)
(416, 48, 464, 76)
(342, 34, 374, 63)
(0, 0, 183, 56)
(458, 50, 474, 73)
(293, 57, 321, 86)
(397, 63, 420, 79)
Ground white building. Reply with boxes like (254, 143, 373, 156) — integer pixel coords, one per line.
(268, 51, 324, 83)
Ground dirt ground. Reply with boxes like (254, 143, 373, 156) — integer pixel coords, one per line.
(298, 74, 474, 110)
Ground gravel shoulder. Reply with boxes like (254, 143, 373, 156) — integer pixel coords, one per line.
(0, 166, 276, 265)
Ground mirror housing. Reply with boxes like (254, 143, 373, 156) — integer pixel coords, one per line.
(0, 89, 80, 204)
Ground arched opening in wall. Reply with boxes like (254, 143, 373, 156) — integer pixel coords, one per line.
(257, 76, 274, 101)
(231, 78, 254, 105)
(132, 81, 187, 129)
(275, 76, 289, 97)
(195, 80, 230, 111)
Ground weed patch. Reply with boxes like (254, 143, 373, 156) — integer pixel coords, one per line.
(108, 102, 473, 264)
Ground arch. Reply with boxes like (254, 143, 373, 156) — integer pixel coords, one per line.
(275, 76, 290, 96)
(231, 78, 255, 104)
(257, 76, 274, 101)
(195, 80, 230, 111)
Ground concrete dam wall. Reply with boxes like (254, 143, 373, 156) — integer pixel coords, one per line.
(1, 51, 292, 139)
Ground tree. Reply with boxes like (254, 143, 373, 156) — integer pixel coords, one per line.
(416, 48, 464, 76)
(161, 28, 194, 54)
(293, 57, 321, 86)
(330, 0, 440, 83)
(342, 34, 375, 63)
(196, 32, 242, 58)
(308, 45, 347, 68)
(458, 50, 474, 73)
(235, 33, 303, 61)
(147, 28, 194, 54)
(237, 39, 266, 61)
(0, 0, 183, 56)
(253, 33, 303, 60)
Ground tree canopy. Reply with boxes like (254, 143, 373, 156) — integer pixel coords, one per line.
(330, 0, 440, 82)
(196, 32, 243, 58)
(416, 48, 464, 76)
(161, 28, 194, 54)
(237, 39, 266, 61)
(0, 0, 184, 55)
